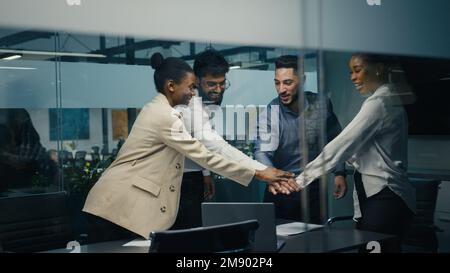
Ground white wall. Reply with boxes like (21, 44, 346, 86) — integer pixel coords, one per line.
(1, 59, 318, 109)
(0, 0, 303, 49)
(8, 59, 319, 154)
(1, 0, 449, 59)
(27, 108, 104, 153)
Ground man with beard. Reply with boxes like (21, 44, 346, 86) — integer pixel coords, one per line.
(254, 55, 347, 223)
(171, 49, 281, 229)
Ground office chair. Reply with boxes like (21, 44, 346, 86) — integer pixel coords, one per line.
(0, 192, 73, 252)
(91, 146, 100, 154)
(74, 151, 87, 169)
(61, 150, 73, 161)
(149, 219, 259, 253)
(327, 180, 442, 253)
(90, 153, 100, 163)
(75, 151, 87, 160)
(326, 216, 354, 227)
(402, 179, 441, 253)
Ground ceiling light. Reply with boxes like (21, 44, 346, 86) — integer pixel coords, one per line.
(439, 73, 450, 81)
(229, 62, 242, 70)
(0, 49, 106, 58)
(0, 66, 36, 70)
(1, 54, 22, 60)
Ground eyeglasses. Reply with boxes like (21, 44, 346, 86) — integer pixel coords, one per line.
(202, 79, 231, 90)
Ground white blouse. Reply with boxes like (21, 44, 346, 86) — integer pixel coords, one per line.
(296, 84, 416, 218)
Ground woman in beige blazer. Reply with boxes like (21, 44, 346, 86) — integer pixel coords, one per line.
(83, 53, 298, 239)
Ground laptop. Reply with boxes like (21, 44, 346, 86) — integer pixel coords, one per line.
(201, 202, 285, 252)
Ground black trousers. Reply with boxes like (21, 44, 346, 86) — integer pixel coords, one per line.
(85, 214, 137, 243)
(264, 179, 321, 224)
(170, 171, 204, 230)
(354, 171, 413, 253)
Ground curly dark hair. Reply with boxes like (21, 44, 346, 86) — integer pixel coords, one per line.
(193, 49, 229, 78)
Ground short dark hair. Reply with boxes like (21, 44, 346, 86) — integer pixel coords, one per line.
(150, 53, 193, 93)
(275, 55, 298, 72)
(193, 49, 229, 78)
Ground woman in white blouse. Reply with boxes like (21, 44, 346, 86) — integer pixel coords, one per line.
(296, 53, 416, 252)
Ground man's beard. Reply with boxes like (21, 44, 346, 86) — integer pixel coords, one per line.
(181, 94, 192, 105)
(179, 90, 193, 105)
(199, 89, 223, 105)
(280, 91, 299, 106)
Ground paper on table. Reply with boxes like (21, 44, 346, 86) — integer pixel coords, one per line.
(276, 222, 323, 236)
(122, 238, 152, 247)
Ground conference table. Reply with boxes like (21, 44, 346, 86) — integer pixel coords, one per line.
(279, 226, 394, 253)
(44, 225, 395, 253)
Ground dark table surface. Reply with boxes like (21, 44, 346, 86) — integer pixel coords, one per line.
(43, 225, 394, 253)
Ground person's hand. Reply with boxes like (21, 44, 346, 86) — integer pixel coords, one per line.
(333, 175, 347, 199)
(255, 167, 295, 183)
(255, 167, 299, 194)
(203, 175, 215, 201)
(266, 180, 298, 195)
(267, 183, 279, 195)
(295, 173, 307, 189)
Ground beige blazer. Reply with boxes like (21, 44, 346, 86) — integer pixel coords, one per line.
(83, 93, 255, 238)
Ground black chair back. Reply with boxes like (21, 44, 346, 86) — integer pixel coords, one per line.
(149, 219, 259, 253)
(0, 192, 73, 252)
(403, 179, 441, 252)
(75, 151, 86, 160)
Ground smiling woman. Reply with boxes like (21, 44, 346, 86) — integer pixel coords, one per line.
(150, 53, 196, 106)
(296, 53, 416, 252)
(349, 54, 391, 96)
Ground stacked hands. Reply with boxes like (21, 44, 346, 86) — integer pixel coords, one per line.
(255, 167, 301, 195)
(256, 168, 347, 199)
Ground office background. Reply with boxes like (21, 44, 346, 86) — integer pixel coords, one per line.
(0, 0, 449, 252)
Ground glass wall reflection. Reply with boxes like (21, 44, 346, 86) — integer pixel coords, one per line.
(1, 25, 449, 252)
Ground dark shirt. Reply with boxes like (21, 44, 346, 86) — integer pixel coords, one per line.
(254, 92, 346, 176)
(0, 109, 55, 192)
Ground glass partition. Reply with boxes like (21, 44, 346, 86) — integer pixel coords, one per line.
(1, 18, 449, 252)
(0, 28, 60, 196)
